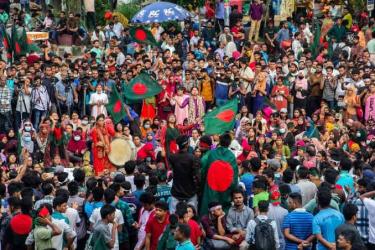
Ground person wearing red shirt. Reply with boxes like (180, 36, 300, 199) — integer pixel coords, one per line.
(145, 200, 170, 250)
(175, 202, 203, 247)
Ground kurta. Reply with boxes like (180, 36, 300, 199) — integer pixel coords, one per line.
(89, 92, 108, 119)
(173, 94, 190, 125)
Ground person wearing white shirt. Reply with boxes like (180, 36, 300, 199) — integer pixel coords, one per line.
(360, 190, 375, 248)
(113, 19, 124, 38)
(89, 84, 108, 119)
(89, 189, 124, 250)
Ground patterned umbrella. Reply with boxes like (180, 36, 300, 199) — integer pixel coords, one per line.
(131, 1, 193, 23)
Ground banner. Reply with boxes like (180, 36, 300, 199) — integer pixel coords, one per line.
(365, 94, 375, 121)
(27, 32, 49, 41)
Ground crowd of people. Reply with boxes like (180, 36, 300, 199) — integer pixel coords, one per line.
(0, 0, 374, 250)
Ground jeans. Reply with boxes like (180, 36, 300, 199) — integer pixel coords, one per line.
(16, 111, 30, 129)
(0, 111, 12, 132)
(32, 109, 47, 130)
(170, 195, 198, 214)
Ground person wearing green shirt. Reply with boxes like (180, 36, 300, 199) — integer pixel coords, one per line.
(367, 31, 375, 54)
(252, 179, 269, 215)
(0, 9, 8, 24)
(327, 17, 347, 43)
(90, 40, 103, 64)
(34, 204, 62, 250)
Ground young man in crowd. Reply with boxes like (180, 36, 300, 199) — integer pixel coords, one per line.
(145, 200, 169, 250)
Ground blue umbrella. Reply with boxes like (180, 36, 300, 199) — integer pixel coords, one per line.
(131, 1, 193, 23)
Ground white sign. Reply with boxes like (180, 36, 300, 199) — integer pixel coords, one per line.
(368, 0, 374, 11)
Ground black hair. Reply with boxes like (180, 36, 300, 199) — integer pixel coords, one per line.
(134, 174, 146, 189)
(219, 133, 232, 148)
(340, 157, 352, 171)
(250, 157, 261, 172)
(67, 181, 79, 196)
(282, 168, 294, 184)
(100, 204, 116, 219)
(155, 200, 168, 211)
(263, 168, 274, 180)
(0, 183, 5, 197)
(317, 186, 331, 208)
(258, 200, 269, 212)
(324, 168, 338, 185)
(86, 177, 98, 191)
(338, 230, 356, 245)
(21, 197, 33, 214)
(21, 187, 34, 200)
(175, 201, 188, 219)
(231, 188, 245, 199)
(253, 179, 267, 190)
(92, 187, 104, 202)
(286, 158, 300, 171)
(177, 223, 191, 239)
(8, 196, 21, 209)
(109, 183, 121, 194)
(8, 182, 23, 196)
(42, 182, 54, 196)
(288, 192, 302, 205)
(208, 201, 221, 209)
(169, 214, 179, 228)
(104, 188, 116, 204)
(73, 168, 85, 183)
(53, 195, 68, 209)
(279, 183, 292, 196)
(342, 203, 358, 221)
(139, 192, 155, 205)
(297, 166, 309, 179)
(55, 189, 69, 200)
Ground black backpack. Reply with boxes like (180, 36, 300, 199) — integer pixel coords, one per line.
(253, 218, 276, 250)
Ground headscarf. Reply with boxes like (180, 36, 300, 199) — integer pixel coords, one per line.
(145, 132, 157, 148)
(304, 119, 320, 139)
(21, 132, 34, 153)
(67, 131, 87, 154)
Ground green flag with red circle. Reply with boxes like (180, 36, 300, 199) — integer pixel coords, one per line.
(203, 98, 238, 135)
(124, 73, 162, 101)
(200, 146, 238, 215)
(129, 26, 157, 46)
(1, 28, 12, 61)
(106, 87, 128, 124)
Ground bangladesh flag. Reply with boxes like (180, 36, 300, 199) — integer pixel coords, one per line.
(310, 23, 321, 59)
(203, 98, 238, 135)
(200, 146, 238, 215)
(124, 73, 162, 101)
(106, 87, 128, 124)
(129, 26, 157, 46)
(11, 25, 21, 56)
(1, 28, 12, 61)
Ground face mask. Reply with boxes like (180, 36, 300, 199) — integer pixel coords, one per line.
(24, 136, 31, 142)
(279, 128, 286, 134)
(81, 120, 88, 125)
(144, 124, 150, 129)
(74, 136, 81, 141)
(356, 132, 361, 137)
(24, 126, 31, 132)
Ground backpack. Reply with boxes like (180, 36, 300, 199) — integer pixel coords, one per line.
(253, 218, 276, 250)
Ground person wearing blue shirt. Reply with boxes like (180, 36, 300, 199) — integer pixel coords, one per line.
(336, 158, 355, 193)
(84, 186, 104, 218)
(313, 186, 344, 250)
(215, 0, 225, 33)
(283, 192, 314, 250)
(174, 224, 195, 250)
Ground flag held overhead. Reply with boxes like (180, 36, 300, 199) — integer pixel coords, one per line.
(124, 73, 162, 100)
(203, 98, 238, 135)
(106, 87, 128, 124)
(129, 26, 157, 46)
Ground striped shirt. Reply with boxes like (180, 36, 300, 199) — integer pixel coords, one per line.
(282, 208, 313, 250)
(0, 85, 12, 113)
(348, 194, 369, 243)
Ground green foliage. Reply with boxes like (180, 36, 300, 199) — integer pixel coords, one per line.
(116, 3, 141, 20)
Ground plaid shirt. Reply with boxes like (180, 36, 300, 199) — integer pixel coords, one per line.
(116, 199, 135, 243)
(348, 193, 369, 243)
(0, 85, 11, 113)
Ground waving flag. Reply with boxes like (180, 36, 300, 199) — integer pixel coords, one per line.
(129, 26, 157, 46)
(1, 28, 12, 60)
(107, 87, 127, 123)
(124, 73, 162, 101)
(203, 98, 238, 135)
